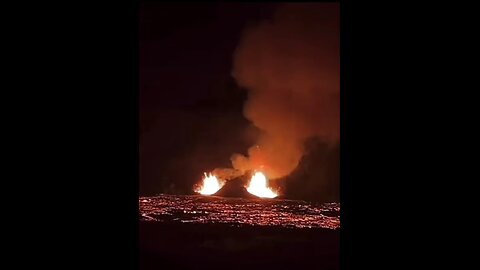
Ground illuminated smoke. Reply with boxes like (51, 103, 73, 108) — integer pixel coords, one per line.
(231, 3, 339, 179)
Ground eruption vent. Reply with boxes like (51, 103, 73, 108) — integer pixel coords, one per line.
(194, 171, 277, 199)
(231, 3, 339, 179)
(195, 173, 224, 195)
(246, 172, 278, 198)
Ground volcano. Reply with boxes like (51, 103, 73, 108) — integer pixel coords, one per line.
(213, 173, 259, 199)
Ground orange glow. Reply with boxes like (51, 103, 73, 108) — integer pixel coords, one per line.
(195, 172, 224, 195)
(246, 172, 278, 198)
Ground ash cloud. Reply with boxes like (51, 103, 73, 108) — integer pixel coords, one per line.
(230, 3, 339, 179)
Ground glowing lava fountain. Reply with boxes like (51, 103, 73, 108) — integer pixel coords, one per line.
(246, 172, 278, 198)
(195, 172, 224, 195)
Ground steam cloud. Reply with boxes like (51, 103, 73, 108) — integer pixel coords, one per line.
(230, 3, 339, 179)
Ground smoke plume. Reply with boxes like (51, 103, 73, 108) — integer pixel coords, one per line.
(230, 3, 339, 179)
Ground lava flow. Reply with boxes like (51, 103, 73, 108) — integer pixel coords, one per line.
(195, 173, 224, 195)
(246, 171, 278, 198)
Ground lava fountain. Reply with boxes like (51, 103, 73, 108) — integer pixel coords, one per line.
(246, 172, 278, 198)
(195, 172, 224, 195)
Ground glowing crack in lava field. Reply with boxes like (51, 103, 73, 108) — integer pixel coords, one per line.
(140, 195, 340, 229)
(139, 171, 340, 229)
(140, 193, 340, 270)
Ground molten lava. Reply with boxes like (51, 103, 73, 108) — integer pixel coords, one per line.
(246, 172, 278, 198)
(195, 172, 224, 195)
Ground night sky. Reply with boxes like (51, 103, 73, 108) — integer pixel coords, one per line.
(140, 3, 339, 201)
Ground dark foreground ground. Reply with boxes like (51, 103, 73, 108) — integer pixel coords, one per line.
(140, 221, 339, 270)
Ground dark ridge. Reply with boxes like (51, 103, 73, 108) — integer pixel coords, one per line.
(213, 172, 258, 199)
